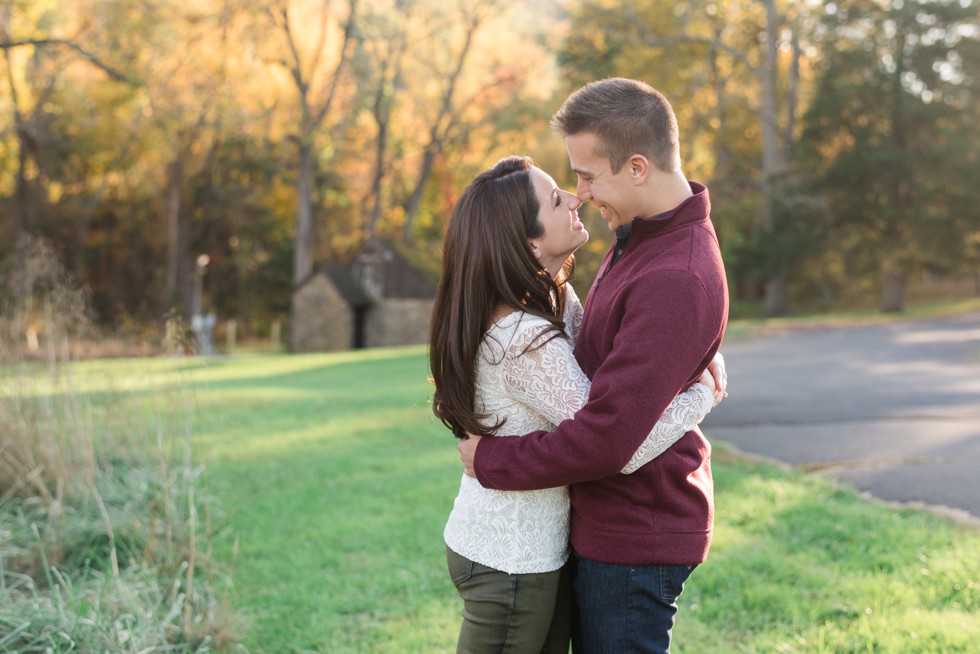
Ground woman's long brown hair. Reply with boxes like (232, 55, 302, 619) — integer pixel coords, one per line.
(429, 156, 575, 439)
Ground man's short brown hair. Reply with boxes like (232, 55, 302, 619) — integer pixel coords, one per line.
(551, 78, 680, 174)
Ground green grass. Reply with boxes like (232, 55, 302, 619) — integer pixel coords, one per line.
(37, 343, 980, 653)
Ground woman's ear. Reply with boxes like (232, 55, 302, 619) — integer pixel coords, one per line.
(528, 238, 542, 260)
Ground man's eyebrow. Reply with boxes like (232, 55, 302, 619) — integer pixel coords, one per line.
(571, 167, 593, 177)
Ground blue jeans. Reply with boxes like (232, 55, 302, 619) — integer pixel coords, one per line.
(571, 552, 696, 654)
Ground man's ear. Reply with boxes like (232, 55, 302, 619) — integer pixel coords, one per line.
(629, 155, 650, 184)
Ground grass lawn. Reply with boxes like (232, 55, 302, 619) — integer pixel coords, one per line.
(54, 342, 980, 653)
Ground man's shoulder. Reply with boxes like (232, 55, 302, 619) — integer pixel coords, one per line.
(628, 266, 716, 307)
(626, 243, 727, 317)
(632, 234, 721, 280)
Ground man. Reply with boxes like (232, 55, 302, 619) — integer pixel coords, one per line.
(459, 78, 729, 653)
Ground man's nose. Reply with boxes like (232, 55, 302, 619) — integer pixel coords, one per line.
(576, 179, 591, 203)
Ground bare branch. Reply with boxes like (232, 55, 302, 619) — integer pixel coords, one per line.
(307, 0, 332, 84)
(311, 0, 359, 129)
(275, 6, 310, 100)
(0, 38, 137, 84)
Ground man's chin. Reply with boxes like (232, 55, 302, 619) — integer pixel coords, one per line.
(598, 210, 618, 231)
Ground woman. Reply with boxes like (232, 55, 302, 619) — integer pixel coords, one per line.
(429, 156, 724, 653)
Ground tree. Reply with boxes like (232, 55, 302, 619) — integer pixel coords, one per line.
(265, 0, 359, 287)
(398, 0, 496, 243)
(801, 0, 978, 311)
(0, 0, 134, 342)
(351, 0, 560, 249)
(353, 0, 414, 238)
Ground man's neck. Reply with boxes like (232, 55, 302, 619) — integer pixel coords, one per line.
(640, 170, 692, 217)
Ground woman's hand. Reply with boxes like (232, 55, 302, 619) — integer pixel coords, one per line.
(701, 352, 728, 407)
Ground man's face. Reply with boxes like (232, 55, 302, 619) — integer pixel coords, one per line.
(566, 132, 637, 231)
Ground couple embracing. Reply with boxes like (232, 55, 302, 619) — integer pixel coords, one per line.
(429, 77, 729, 654)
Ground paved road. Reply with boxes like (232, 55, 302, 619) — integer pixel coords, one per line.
(701, 311, 980, 522)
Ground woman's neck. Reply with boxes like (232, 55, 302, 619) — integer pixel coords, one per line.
(538, 256, 564, 278)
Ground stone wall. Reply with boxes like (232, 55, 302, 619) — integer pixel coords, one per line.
(291, 275, 353, 352)
(364, 298, 433, 348)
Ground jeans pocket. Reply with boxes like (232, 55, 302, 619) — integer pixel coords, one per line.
(446, 547, 475, 588)
(659, 564, 697, 603)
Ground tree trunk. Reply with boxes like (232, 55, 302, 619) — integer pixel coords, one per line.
(365, 8, 411, 238)
(880, 31, 911, 317)
(10, 126, 33, 343)
(163, 157, 182, 314)
(6, 45, 35, 343)
(278, 0, 358, 283)
(760, 0, 781, 185)
(403, 145, 437, 242)
(294, 140, 315, 285)
(177, 237, 193, 322)
(760, 0, 788, 317)
(71, 189, 108, 281)
(161, 154, 195, 319)
(366, 77, 390, 237)
(764, 277, 788, 317)
(785, 30, 801, 155)
(880, 268, 906, 313)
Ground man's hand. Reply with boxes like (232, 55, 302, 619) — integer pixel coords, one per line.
(458, 434, 483, 477)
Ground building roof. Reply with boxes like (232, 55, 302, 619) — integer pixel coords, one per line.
(354, 239, 436, 300)
(320, 265, 374, 308)
(293, 239, 436, 308)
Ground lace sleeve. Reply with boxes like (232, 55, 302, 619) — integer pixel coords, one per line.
(501, 324, 591, 428)
(501, 318, 715, 475)
(563, 284, 584, 345)
(620, 383, 714, 474)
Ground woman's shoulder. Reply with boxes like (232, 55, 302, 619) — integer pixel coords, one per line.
(488, 310, 553, 335)
(482, 310, 560, 357)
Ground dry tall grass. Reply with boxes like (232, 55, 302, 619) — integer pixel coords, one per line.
(0, 238, 240, 652)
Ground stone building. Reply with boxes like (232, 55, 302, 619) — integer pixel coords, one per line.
(290, 239, 436, 352)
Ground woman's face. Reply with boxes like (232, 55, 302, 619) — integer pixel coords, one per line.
(527, 166, 589, 274)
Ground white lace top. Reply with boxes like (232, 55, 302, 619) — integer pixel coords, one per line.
(443, 286, 715, 574)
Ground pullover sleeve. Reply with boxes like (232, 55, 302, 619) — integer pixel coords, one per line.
(496, 274, 718, 482)
(476, 269, 722, 490)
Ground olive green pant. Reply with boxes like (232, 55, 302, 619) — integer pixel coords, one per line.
(447, 546, 572, 654)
